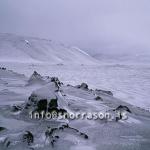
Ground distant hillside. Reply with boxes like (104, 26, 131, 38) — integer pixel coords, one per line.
(0, 33, 97, 64)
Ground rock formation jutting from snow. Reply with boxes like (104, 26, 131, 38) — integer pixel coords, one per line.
(0, 68, 150, 149)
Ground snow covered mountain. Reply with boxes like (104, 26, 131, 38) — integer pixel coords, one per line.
(0, 33, 97, 64)
(92, 52, 150, 64)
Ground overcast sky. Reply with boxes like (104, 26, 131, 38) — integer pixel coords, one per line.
(0, 0, 150, 54)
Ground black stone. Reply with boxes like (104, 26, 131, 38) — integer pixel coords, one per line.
(55, 136, 59, 139)
(95, 96, 103, 101)
(12, 105, 22, 112)
(48, 98, 58, 109)
(59, 108, 67, 114)
(36, 99, 48, 112)
(115, 105, 132, 113)
(23, 131, 34, 145)
(0, 127, 6, 132)
(80, 83, 88, 90)
(80, 133, 88, 139)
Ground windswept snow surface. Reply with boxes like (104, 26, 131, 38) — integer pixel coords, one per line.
(1, 63, 150, 110)
(0, 69, 150, 150)
(0, 33, 97, 64)
(0, 33, 150, 109)
(0, 33, 150, 149)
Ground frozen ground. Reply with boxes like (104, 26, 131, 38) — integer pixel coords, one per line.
(1, 62, 150, 110)
(0, 33, 150, 149)
(0, 68, 150, 150)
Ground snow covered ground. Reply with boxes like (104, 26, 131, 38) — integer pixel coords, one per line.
(1, 62, 150, 110)
(0, 33, 150, 149)
(0, 68, 150, 150)
(1, 33, 149, 109)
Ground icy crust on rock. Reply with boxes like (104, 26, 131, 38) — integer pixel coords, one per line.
(0, 70, 150, 150)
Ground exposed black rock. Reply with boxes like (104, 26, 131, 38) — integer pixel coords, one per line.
(59, 127, 64, 130)
(59, 108, 67, 114)
(11, 105, 22, 112)
(24, 103, 31, 109)
(32, 71, 41, 77)
(45, 127, 60, 148)
(115, 105, 132, 113)
(48, 98, 58, 109)
(0, 127, 6, 132)
(25, 94, 38, 109)
(36, 99, 47, 113)
(113, 105, 132, 122)
(23, 131, 34, 145)
(45, 124, 89, 143)
(0, 67, 6, 70)
(55, 136, 59, 139)
(48, 98, 67, 115)
(62, 124, 69, 128)
(28, 94, 38, 103)
(45, 127, 54, 138)
(51, 77, 63, 90)
(23, 93, 68, 120)
(75, 83, 89, 90)
(81, 83, 88, 90)
(95, 96, 103, 101)
(80, 133, 88, 139)
(2, 138, 11, 148)
(51, 139, 56, 148)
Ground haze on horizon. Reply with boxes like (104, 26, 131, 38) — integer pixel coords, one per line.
(0, 0, 150, 55)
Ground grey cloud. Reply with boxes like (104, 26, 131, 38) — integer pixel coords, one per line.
(0, 0, 150, 54)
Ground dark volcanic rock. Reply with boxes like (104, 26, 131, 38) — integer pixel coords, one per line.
(115, 105, 132, 113)
(80, 83, 88, 90)
(24, 94, 38, 109)
(0, 67, 6, 70)
(11, 105, 22, 112)
(75, 83, 89, 90)
(95, 96, 103, 101)
(51, 77, 63, 90)
(48, 98, 58, 109)
(0, 127, 6, 132)
(36, 99, 48, 112)
(22, 131, 34, 145)
(113, 105, 132, 122)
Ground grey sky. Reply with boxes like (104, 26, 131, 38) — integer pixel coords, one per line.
(0, 0, 150, 54)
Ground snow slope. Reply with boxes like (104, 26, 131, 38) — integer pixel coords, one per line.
(0, 33, 97, 64)
(0, 70, 150, 150)
(92, 53, 150, 64)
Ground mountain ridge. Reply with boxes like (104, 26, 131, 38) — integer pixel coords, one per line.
(0, 33, 97, 64)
